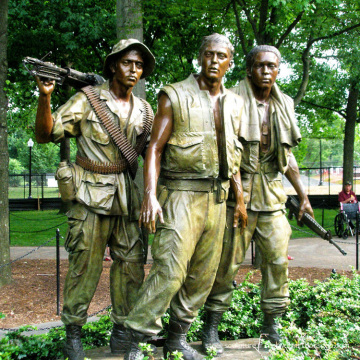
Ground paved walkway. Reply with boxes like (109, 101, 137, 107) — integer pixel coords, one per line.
(10, 235, 358, 271)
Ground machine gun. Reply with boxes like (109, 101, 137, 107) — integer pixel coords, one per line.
(287, 195, 347, 256)
(23, 55, 105, 89)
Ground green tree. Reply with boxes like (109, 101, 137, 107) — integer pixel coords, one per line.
(229, 0, 360, 180)
(0, 0, 12, 287)
(293, 31, 360, 182)
(5, 0, 360, 184)
(6, 0, 117, 169)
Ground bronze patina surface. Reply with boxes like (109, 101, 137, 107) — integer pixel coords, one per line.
(34, 39, 155, 360)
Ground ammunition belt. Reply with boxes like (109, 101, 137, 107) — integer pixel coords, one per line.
(76, 154, 127, 174)
(81, 85, 153, 179)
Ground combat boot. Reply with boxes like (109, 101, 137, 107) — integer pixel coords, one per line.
(201, 311, 224, 356)
(163, 318, 204, 360)
(124, 329, 151, 360)
(261, 313, 281, 344)
(111, 323, 158, 355)
(63, 325, 85, 360)
(110, 323, 129, 354)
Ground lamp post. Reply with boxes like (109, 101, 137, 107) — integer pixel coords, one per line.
(27, 138, 34, 199)
(318, 138, 323, 186)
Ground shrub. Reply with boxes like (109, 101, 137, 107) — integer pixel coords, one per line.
(1, 270, 359, 359)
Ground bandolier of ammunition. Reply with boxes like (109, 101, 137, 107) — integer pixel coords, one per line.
(80, 85, 153, 177)
(76, 154, 127, 174)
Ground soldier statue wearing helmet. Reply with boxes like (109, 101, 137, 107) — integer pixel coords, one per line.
(35, 39, 155, 360)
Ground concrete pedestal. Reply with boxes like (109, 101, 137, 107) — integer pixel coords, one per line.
(85, 338, 268, 359)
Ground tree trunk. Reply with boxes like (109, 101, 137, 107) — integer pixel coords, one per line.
(343, 81, 359, 185)
(294, 40, 312, 107)
(0, 0, 12, 287)
(116, 0, 145, 194)
(116, 0, 145, 100)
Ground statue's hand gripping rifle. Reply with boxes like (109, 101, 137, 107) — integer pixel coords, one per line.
(23, 56, 105, 89)
(287, 196, 347, 256)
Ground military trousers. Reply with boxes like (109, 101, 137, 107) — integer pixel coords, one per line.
(205, 208, 291, 316)
(61, 203, 145, 326)
(124, 189, 227, 336)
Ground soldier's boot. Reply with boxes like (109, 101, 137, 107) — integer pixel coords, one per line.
(111, 323, 158, 355)
(261, 313, 281, 344)
(163, 318, 204, 360)
(124, 329, 151, 360)
(110, 324, 130, 354)
(63, 325, 85, 360)
(201, 311, 224, 356)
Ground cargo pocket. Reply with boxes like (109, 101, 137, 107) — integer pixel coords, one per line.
(264, 172, 287, 204)
(65, 205, 88, 253)
(241, 172, 253, 205)
(56, 162, 76, 202)
(151, 225, 177, 264)
(76, 172, 116, 214)
(162, 134, 205, 173)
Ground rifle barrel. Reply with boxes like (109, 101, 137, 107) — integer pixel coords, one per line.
(288, 196, 346, 256)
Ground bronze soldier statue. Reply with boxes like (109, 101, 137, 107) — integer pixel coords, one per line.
(35, 39, 155, 360)
(123, 33, 247, 360)
(203, 45, 314, 352)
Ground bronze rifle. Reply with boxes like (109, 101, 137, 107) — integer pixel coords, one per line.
(23, 56, 105, 89)
(287, 196, 347, 255)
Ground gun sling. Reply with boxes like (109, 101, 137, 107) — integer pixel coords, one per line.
(81, 85, 152, 178)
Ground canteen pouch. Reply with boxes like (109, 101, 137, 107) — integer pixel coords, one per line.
(55, 161, 76, 202)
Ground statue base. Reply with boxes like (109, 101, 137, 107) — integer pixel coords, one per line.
(85, 338, 268, 359)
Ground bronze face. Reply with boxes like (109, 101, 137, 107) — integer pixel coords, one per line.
(199, 42, 232, 81)
(111, 49, 144, 88)
(247, 51, 279, 90)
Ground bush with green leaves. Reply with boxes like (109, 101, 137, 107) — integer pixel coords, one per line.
(1, 270, 359, 359)
(264, 270, 360, 359)
(0, 315, 112, 360)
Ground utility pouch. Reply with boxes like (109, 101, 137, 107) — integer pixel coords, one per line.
(55, 161, 76, 202)
(157, 184, 169, 207)
(216, 180, 229, 204)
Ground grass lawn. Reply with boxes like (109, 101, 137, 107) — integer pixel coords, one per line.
(9, 207, 339, 247)
(9, 187, 60, 199)
(9, 210, 67, 246)
(288, 207, 339, 238)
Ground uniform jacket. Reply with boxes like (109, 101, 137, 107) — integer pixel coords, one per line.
(161, 74, 243, 180)
(231, 78, 301, 211)
(52, 80, 153, 217)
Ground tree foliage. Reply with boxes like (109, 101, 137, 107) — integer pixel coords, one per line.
(4, 0, 360, 174)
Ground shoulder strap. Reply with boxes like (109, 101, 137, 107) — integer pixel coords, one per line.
(82, 85, 144, 178)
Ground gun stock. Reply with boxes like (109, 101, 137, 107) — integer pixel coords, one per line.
(23, 56, 105, 89)
(288, 196, 347, 256)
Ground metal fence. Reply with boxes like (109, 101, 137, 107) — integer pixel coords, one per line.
(283, 166, 360, 196)
(9, 166, 360, 200)
(9, 173, 59, 200)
